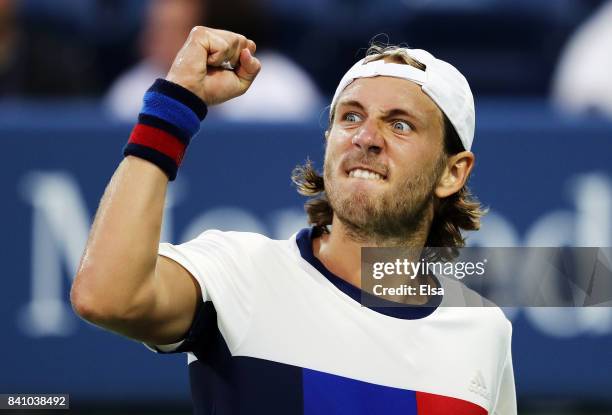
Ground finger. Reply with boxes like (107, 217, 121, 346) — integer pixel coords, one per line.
(226, 35, 245, 67)
(207, 31, 244, 68)
(246, 39, 256, 55)
(217, 31, 249, 67)
(186, 26, 227, 68)
(206, 32, 233, 67)
(236, 48, 261, 84)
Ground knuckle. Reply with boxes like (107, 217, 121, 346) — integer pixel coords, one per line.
(190, 25, 207, 38)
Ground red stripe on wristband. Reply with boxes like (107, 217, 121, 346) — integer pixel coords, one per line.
(128, 124, 187, 166)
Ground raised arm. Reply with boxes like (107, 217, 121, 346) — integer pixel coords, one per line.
(70, 27, 261, 345)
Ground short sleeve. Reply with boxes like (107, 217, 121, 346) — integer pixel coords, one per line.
(491, 329, 517, 415)
(146, 230, 256, 354)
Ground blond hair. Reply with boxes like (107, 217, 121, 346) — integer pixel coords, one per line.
(293, 44, 486, 261)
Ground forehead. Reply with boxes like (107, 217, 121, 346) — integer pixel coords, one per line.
(335, 76, 441, 122)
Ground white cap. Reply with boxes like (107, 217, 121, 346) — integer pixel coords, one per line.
(330, 49, 475, 151)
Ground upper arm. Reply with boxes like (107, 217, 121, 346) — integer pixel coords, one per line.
(143, 231, 256, 351)
(120, 255, 203, 345)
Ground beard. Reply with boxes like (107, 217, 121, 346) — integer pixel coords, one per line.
(323, 152, 444, 244)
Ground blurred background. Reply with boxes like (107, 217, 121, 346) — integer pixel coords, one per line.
(1, 0, 611, 414)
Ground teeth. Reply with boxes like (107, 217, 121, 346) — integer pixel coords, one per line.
(349, 168, 383, 180)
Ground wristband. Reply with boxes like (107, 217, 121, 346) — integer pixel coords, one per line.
(123, 79, 207, 180)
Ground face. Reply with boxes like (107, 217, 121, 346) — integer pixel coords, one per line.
(324, 76, 447, 240)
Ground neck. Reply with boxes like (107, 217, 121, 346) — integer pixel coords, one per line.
(312, 215, 429, 289)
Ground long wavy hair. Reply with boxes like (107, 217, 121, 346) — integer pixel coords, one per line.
(292, 44, 486, 261)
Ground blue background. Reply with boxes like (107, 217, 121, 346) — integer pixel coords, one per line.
(1, 101, 611, 405)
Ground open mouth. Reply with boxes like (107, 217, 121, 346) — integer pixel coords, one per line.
(346, 167, 386, 181)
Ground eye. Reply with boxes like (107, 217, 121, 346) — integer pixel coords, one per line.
(343, 112, 362, 123)
(391, 120, 413, 132)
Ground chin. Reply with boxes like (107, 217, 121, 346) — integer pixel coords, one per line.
(335, 194, 380, 224)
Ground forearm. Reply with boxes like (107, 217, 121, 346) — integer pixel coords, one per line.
(72, 76, 207, 328)
(70, 26, 260, 340)
(71, 156, 168, 322)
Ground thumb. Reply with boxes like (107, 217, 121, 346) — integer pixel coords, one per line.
(236, 48, 261, 86)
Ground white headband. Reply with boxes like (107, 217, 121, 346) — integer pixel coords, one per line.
(330, 49, 475, 151)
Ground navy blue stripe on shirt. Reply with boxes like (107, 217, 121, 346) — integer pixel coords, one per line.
(296, 227, 441, 320)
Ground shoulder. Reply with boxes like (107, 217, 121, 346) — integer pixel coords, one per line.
(186, 229, 297, 258)
(472, 306, 513, 341)
(438, 276, 513, 340)
(192, 229, 287, 246)
(159, 229, 302, 280)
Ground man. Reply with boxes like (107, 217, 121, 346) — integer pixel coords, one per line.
(71, 26, 516, 414)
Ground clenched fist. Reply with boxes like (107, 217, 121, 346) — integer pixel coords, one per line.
(165, 26, 261, 105)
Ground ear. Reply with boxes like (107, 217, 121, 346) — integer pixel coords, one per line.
(435, 151, 475, 198)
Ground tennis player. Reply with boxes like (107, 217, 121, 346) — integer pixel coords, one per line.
(71, 26, 516, 414)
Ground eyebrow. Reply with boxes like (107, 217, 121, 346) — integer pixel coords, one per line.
(336, 100, 366, 113)
(336, 100, 423, 124)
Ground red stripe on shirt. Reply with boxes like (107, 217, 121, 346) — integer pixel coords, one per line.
(416, 391, 487, 415)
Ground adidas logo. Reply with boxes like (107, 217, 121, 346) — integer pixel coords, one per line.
(469, 370, 491, 401)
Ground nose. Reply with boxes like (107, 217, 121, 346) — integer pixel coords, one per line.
(351, 119, 383, 155)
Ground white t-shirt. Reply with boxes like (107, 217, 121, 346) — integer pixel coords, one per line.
(152, 227, 516, 415)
